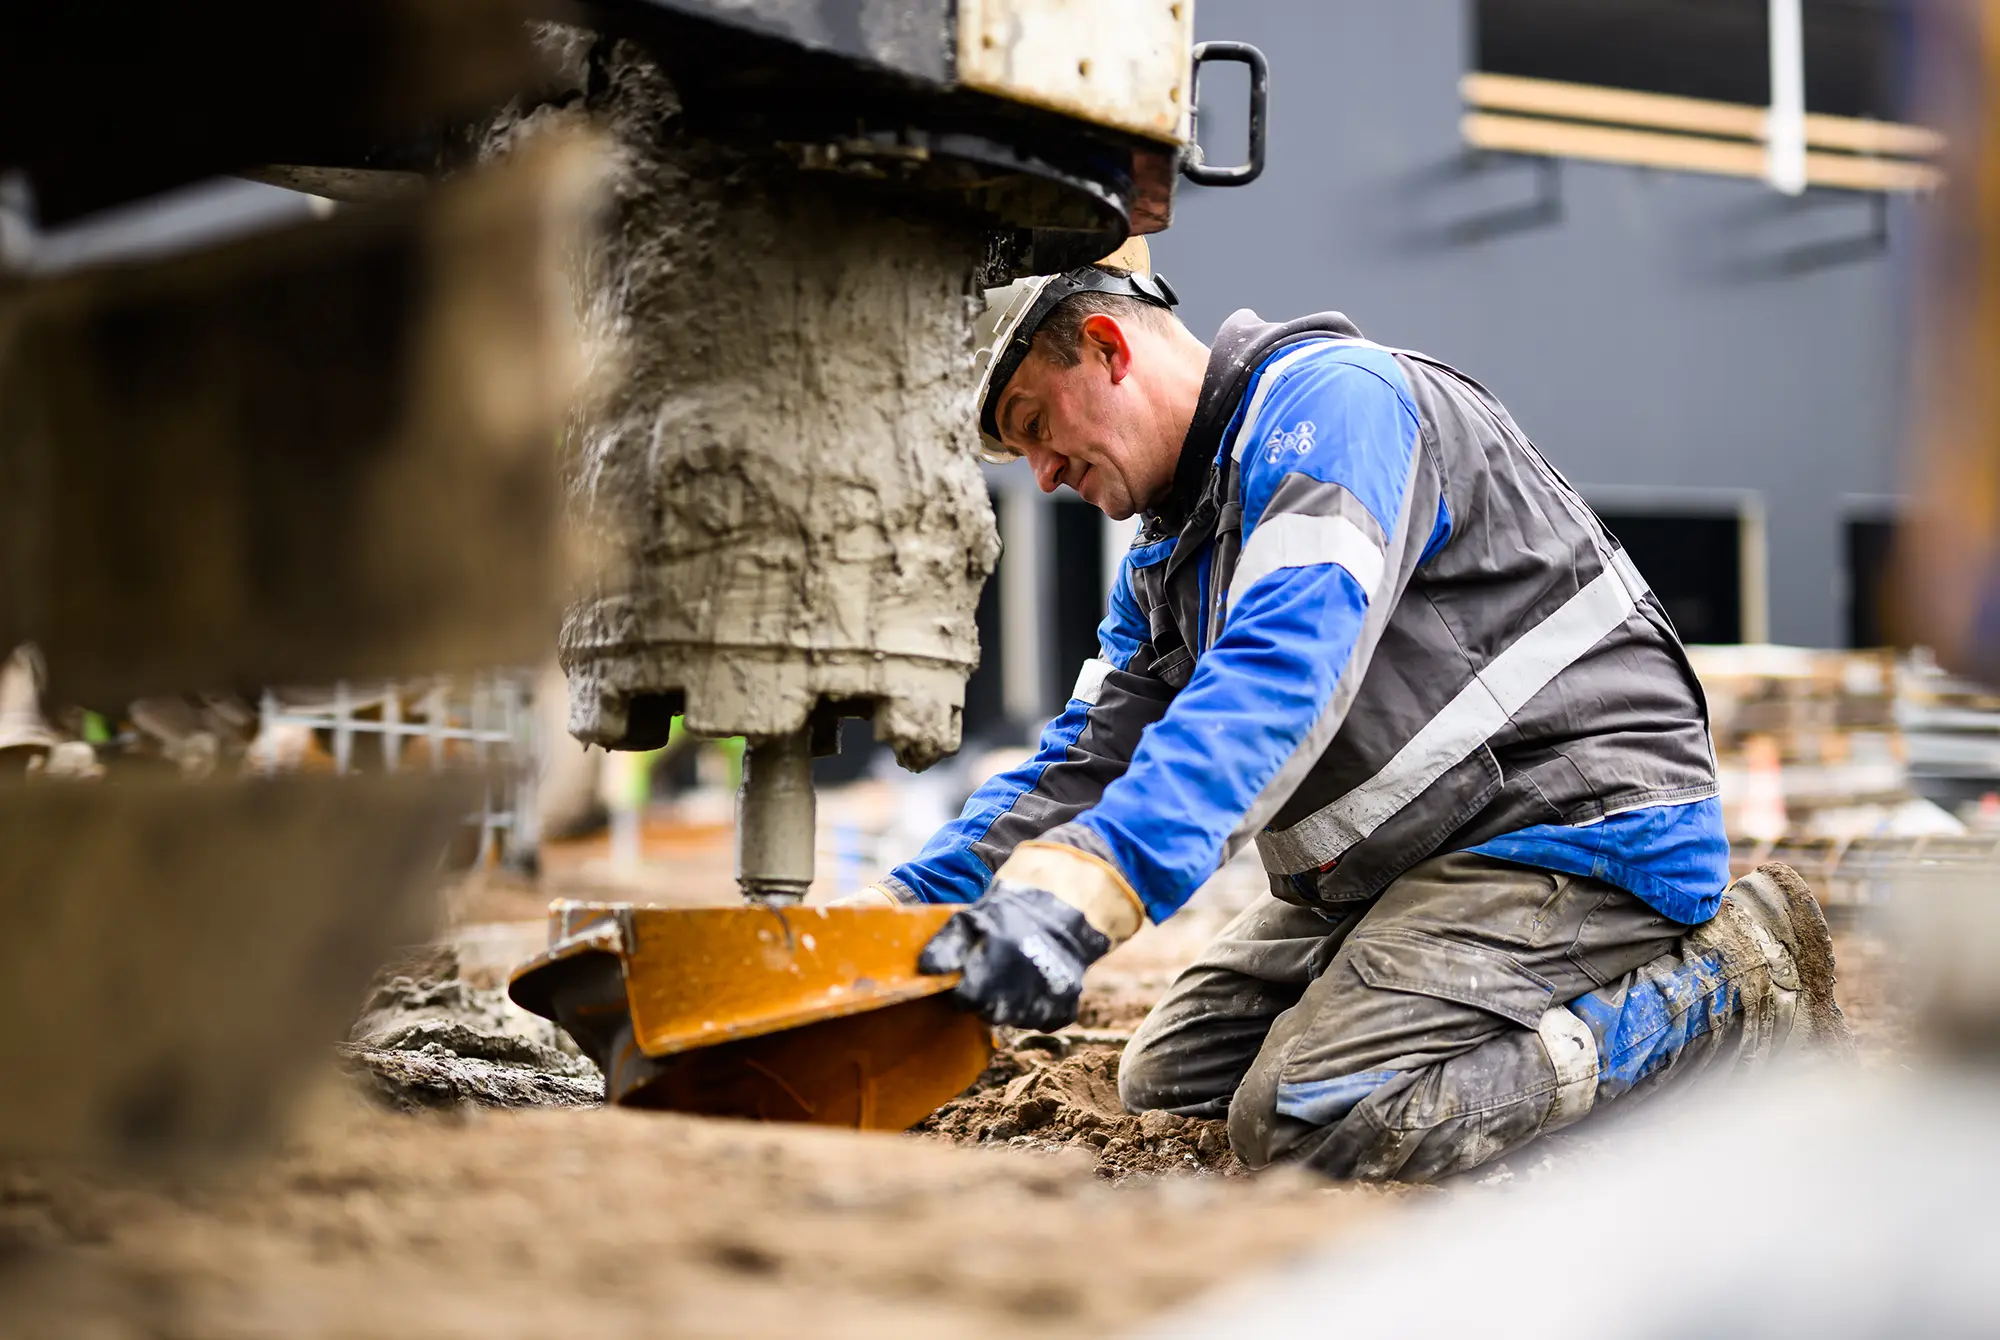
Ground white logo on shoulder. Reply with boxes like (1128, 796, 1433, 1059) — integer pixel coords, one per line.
(1265, 420, 1317, 464)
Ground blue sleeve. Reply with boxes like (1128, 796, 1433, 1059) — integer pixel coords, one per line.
(1064, 347, 1426, 922)
(885, 537, 1170, 904)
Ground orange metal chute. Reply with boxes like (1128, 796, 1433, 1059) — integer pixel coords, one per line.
(509, 901, 991, 1131)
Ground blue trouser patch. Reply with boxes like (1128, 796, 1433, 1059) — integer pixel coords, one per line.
(1267, 950, 1746, 1134)
(1567, 950, 1740, 1098)
(1273, 1069, 1399, 1126)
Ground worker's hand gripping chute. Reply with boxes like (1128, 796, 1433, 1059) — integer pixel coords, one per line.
(918, 841, 1145, 1030)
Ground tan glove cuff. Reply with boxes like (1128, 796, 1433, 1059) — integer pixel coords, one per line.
(829, 883, 905, 909)
(993, 841, 1145, 944)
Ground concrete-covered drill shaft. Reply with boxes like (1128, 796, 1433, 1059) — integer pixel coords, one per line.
(736, 730, 816, 902)
(552, 40, 1001, 772)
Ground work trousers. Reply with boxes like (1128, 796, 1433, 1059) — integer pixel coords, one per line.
(1118, 852, 1797, 1183)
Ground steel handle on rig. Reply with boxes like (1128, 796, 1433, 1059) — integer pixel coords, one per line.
(1182, 41, 1269, 188)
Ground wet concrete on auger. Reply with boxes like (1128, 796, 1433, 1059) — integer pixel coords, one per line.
(491, 27, 1001, 766)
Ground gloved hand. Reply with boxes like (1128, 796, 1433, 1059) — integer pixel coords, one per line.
(917, 883, 1111, 1031)
(916, 840, 1144, 1031)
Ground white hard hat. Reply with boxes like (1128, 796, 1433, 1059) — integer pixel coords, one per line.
(971, 236, 1180, 463)
(0, 644, 59, 754)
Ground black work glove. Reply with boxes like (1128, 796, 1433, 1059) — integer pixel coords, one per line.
(918, 882, 1113, 1032)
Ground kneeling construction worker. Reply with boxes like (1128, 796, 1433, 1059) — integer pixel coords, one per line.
(862, 240, 1850, 1183)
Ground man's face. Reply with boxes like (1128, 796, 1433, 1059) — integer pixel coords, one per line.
(991, 316, 1176, 521)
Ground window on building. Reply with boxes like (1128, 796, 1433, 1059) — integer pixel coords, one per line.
(1465, 0, 1939, 194)
(1477, 0, 1904, 117)
(1596, 509, 1747, 644)
(1050, 497, 1108, 710)
(960, 490, 1009, 746)
(1844, 512, 1900, 648)
(959, 492, 1109, 748)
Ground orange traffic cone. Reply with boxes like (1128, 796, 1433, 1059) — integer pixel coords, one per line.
(0, 644, 60, 756)
(1739, 733, 1790, 843)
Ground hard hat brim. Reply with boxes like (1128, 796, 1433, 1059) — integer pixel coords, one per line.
(970, 238, 1177, 465)
(972, 275, 1057, 463)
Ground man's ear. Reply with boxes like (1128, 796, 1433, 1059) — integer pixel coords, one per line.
(1078, 313, 1133, 384)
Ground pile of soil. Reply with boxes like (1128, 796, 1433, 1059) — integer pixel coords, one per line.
(919, 1036, 1243, 1180)
(340, 946, 603, 1111)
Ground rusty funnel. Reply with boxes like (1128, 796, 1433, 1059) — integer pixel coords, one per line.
(508, 900, 990, 1130)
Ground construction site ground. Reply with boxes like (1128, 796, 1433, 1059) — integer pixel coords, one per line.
(0, 827, 1914, 1340)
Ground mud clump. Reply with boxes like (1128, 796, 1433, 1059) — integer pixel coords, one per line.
(918, 1038, 1243, 1181)
(341, 945, 603, 1111)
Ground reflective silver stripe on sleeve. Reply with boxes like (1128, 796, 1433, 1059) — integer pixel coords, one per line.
(1226, 513, 1386, 613)
(1071, 657, 1116, 706)
(1229, 343, 1327, 462)
(1256, 565, 1639, 873)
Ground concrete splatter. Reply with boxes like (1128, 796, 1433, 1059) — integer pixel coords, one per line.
(341, 946, 602, 1111)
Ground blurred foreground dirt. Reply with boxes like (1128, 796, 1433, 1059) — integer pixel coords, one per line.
(1, 1095, 1391, 1340)
(0, 847, 1910, 1339)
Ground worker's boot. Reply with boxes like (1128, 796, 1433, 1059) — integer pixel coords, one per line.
(1691, 861, 1854, 1062)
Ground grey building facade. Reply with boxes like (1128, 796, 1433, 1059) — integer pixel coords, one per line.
(959, 0, 1922, 746)
(1158, 0, 1913, 648)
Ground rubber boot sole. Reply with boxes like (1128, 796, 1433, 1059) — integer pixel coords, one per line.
(1727, 861, 1856, 1059)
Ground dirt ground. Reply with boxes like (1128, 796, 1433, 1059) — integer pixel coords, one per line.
(0, 862, 1913, 1340)
(0, 1088, 1390, 1340)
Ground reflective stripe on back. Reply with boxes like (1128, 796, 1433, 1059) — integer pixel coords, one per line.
(1609, 545, 1652, 601)
(1256, 565, 1639, 873)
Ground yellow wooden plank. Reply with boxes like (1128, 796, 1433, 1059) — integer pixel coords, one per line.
(1464, 71, 1764, 140)
(1462, 72, 1944, 159)
(1802, 112, 1946, 157)
(1804, 148, 1946, 193)
(1465, 111, 1768, 177)
(1462, 112, 1945, 193)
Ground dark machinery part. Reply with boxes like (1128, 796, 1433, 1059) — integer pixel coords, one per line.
(569, 1, 1274, 267)
(0, 2, 545, 226)
(0, 4, 1270, 280)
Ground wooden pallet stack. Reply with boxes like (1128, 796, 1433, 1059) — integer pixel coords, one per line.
(1744, 832, 2000, 916)
(1688, 645, 1909, 839)
(1685, 645, 2000, 906)
(1898, 650, 2000, 810)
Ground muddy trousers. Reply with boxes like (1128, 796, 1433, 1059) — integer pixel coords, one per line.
(1118, 852, 1801, 1183)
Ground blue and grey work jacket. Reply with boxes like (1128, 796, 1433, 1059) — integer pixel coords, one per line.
(887, 311, 1729, 927)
